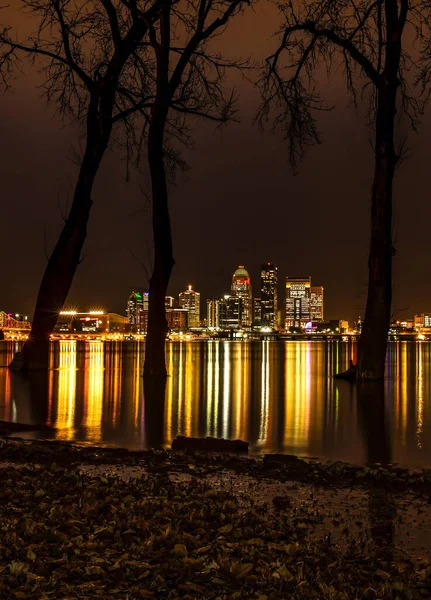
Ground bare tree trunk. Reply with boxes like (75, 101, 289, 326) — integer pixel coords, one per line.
(144, 116, 175, 379)
(338, 2, 403, 381)
(9, 137, 104, 371)
(356, 16, 402, 380)
(144, 375, 166, 447)
(355, 87, 396, 380)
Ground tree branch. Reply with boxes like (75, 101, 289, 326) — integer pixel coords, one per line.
(52, 0, 93, 88)
(100, 0, 122, 52)
(0, 35, 93, 89)
(300, 21, 379, 84)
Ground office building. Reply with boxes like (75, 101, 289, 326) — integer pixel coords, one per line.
(127, 291, 143, 331)
(143, 292, 149, 311)
(285, 276, 311, 329)
(56, 311, 127, 333)
(140, 307, 189, 332)
(207, 298, 226, 329)
(165, 296, 176, 308)
(414, 313, 431, 329)
(219, 295, 242, 328)
(231, 265, 252, 327)
(178, 285, 201, 328)
(329, 319, 349, 333)
(253, 297, 262, 327)
(260, 262, 278, 328)
(310, 286, 324, 321)
(167, 308, 189, 331)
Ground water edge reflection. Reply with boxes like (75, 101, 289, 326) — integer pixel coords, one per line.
(0, 340, 430, 466)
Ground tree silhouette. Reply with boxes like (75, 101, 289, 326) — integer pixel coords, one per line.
(119, 0, 252, 379)
(259, 0, 429, 379)
(0, 0, 162, 370)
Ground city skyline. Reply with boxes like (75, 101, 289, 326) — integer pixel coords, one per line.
(2, 6, 431, 326)
(8, 259, 431, 329)
(123, 263, 328, 331)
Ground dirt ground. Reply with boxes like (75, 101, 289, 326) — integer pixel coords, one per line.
(0, 436, 430, 599)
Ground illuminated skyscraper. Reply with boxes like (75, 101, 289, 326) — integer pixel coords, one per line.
(253, 297, 262, 326)
(127, 291, 143, 331)
(310, 286, 324, 321)
(220, 295, 242, 328)
(165, 296, 176, 308)
(207, 298, 226, 328)
(143, 292, 149, 311)
(260, 262, 278, 328)
(285, 277, 311, 329)
(178, 285, 201, 328)
(231, 265, 252, 327)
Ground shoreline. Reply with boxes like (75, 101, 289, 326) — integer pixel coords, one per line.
(1, 430, 431, 487)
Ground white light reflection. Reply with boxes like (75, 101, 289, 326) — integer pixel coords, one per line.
(258, 341, 269, 444)
(206, 342, 219, 436)
(416, 342, 424, 449)
(222, 341, 230, 439)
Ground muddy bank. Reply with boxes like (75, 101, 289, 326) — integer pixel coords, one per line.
(1, 435, 431, 493)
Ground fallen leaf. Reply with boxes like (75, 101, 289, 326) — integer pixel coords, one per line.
(9, 562, 29, 577)
(27, 549, 36, 562)
(172, 544, 188, 558)
(230, 562, 254, 579)
(276, 564, 293, 581)
(202, 560, 220, 574)
(247, 538, 265, 546)
(268, 542, 285, 551)
(218, 524, 233, 534)
(196, 545, 212, 554)
(375, 569, 390, 581)
(123, 494, 136, 504)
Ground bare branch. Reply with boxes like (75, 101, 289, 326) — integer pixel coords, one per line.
(259, 0, 428, 168)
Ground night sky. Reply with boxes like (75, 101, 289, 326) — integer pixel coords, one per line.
(1, 3, 431, 323)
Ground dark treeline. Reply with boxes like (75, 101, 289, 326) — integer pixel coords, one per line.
(1, 0, 431, 385)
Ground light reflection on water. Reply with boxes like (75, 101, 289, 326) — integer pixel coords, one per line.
(0, 340, 431, 466)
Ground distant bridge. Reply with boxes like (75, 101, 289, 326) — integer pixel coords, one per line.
(0, 311, 31, 332)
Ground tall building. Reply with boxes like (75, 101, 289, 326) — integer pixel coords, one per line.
(260, 263, 278, 328)
(166, 309, 189, 331)
(178, 285, 201, 328)
(165, 296, 176, 308)
(253, 297, 262, 327)
(220, 295, 242, 328)
(285, 277, 311, 329)
(231, 265, 252, 327)
(310, 286, 324, 321)
(127, 291, 143, 331)
(143, 292, 149, 311)
(207, 298, 226, 329)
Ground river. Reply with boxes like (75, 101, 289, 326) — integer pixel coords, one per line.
(0, 339, 430, 467)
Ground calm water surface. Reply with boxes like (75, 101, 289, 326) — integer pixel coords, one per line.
(0, 340, 430, 467)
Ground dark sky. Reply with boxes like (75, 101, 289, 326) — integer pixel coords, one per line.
(1, 3, 431, 323)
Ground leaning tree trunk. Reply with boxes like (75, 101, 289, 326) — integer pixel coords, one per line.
(144, 117, 175, 379)
(355, 68, 399, 378)
(9, 142, 104, 371)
